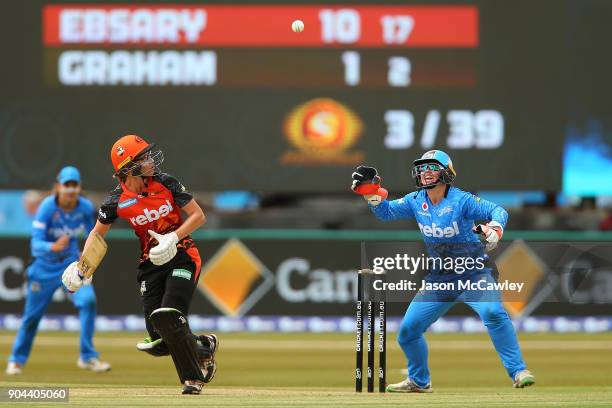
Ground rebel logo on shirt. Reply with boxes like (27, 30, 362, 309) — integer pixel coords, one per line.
(129, 200, 174, 226)
(418, 221, 460, 238)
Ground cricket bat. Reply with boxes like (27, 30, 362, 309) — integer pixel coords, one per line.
(77, 231, 108, 279)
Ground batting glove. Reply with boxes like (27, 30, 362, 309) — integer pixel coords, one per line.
(62, 261, 84, 293)
(148, 230, 179, 266)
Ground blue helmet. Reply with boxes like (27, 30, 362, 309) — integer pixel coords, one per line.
(412, 150, 456, 189)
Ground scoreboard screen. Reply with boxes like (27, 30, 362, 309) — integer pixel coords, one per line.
(44, 5, 478, 88)
(0, 1, 566, 192)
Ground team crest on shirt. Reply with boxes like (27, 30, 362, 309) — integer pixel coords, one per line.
(437, 206, 453, 216)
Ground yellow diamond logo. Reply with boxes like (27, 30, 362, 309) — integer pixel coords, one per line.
(496, 240, 550, 317)
(198, 239, 274, 317)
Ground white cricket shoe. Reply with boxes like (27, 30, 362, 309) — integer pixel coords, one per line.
(5, 362, 22, 375)
(77, 358, 111, 372)
(386, 378, 433, 393)
(513, 369, 535, 388)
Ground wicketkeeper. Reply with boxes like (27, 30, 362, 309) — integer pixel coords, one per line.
(62, 135, 218, 394)
(352, 150, 535, 392)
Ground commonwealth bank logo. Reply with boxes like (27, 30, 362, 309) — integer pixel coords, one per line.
(496, 240, 554, 318)
(198, 239, 275, 317)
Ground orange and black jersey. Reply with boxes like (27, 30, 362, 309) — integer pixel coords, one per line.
(98, 173, 199, 265)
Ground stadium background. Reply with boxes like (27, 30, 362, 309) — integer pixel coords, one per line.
(1, 0, 612, 336)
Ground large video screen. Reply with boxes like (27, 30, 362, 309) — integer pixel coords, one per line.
(0, 1, 566, 192)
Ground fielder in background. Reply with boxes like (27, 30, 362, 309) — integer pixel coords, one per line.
(62, 135, 218, 395)
(6, 166, 111, 375)
(352, 150, 535, 392)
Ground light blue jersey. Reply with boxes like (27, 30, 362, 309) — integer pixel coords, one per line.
(9, 193, 100, 366)
(371, 186, 507, 242)
(30, 195, 95, 277)
(370, 186, 508, 279)
(369, 185, 526, 385)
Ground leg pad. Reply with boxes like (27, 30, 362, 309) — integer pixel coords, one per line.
(150, 308, 204, 383)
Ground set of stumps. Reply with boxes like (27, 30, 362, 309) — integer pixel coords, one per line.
(355, 268, 386, 393)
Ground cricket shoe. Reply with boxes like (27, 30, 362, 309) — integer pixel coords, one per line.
(513, 369, 535, 388)
(197, 334, 219, 383)
(77, 358, 112, 372)
(182, 380, 204, 395)
(5, 362, 22, 375)
(386, 378, 433, 393)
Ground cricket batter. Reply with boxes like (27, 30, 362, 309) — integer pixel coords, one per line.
(352, 150, 535, 392)
(6, 167, 111, 375)
(61, 135, 217, 394)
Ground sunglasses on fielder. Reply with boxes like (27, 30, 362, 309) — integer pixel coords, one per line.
(416, 163, 443, 172)
(412, 161, 455, 189)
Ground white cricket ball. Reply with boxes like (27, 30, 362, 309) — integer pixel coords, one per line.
(292, 19, 304, 33)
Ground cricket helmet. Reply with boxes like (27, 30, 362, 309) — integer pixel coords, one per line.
(110, 135, 164, 178)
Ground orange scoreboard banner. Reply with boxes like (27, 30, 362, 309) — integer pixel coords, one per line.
(43, 4, 478, 48)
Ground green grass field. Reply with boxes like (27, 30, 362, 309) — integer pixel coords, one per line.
(1, 331, 611, 407)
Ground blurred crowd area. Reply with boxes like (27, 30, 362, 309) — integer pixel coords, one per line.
(1, 189, 611, 233)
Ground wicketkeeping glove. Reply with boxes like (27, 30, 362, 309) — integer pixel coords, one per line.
(473, 221, 503, 251)
(148, 230, 179, 265)
(351, 165, 388, 206)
